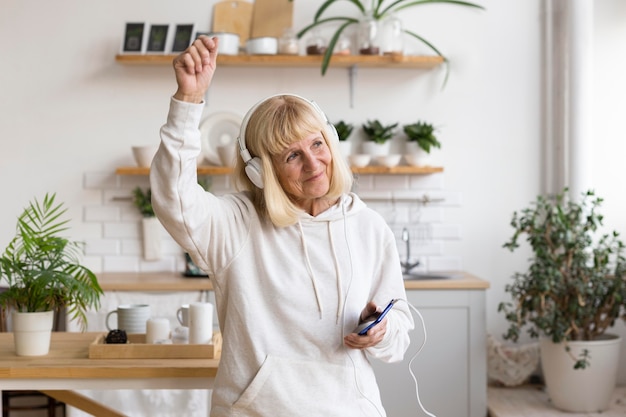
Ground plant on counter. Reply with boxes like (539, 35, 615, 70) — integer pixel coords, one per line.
(295, 0, 485, 77)
(0, 193, 103, 329)
(362, 119, 398, 144)
(499, 188, 626, 369)
(403, 120, 441, 153)
(334, 120, 354, 141)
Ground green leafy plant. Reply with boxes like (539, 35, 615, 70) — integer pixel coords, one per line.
(403, 121, 441, 153)
(133, 187, 154, 217)
(296, 0, 485, 78)
(362, 119, 398, 144)
(499, 188, 626, 369)
(0, 193, 103, 330)
(334, 120, 354, 141)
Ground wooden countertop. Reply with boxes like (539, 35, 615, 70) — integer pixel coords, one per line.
(96, 271, 489, 292)
(0, 332, 219, 380)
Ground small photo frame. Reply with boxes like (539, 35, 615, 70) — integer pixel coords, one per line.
(146, 24, 171, 54)
(121, 22, 146, 53)
(171, 24, 195, 53)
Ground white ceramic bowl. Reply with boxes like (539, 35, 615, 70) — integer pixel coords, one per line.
(132, 146, 158, 168)
(349, 154, 371, 168)
(404, 153, 423, 167)
(246, 37, 278, 55)
(210, 32, 240, 55)
(376, 154, 402, 168)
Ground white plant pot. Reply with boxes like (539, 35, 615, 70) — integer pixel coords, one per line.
(404, 141, 432, 166)
(362, 141, 390, 157)
(540, 334, 621, 413)
(142, 216, 162, 261)
(12, 310, 54, 356)
(337, 141, 352, 159)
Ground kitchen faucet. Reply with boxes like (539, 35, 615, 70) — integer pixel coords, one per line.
(400, 227, 420, 274)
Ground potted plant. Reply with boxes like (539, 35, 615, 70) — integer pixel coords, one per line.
(334, 120, 354, 157)
(362, 119, 397, 156)
(499, 187, 626, 412)
(403, 121, 440, 166)
(132, 186, 161, 261)
(296, 0, 485, 79)
(0, 193, 103, 356)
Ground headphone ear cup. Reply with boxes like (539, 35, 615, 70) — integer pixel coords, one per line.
(245, 157, 264, 189)
(328, 123, 339, 142)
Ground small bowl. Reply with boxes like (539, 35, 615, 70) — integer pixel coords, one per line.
(132, 146, 158, 168)
(210, 32, 240, 55)
(404, 153, 431, 167)
(246, 37, 278, 55)
(349, 154, 372, 168)
(376, 154, 402, 168)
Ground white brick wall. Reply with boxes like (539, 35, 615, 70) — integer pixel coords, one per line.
(82, 171, 462, 274)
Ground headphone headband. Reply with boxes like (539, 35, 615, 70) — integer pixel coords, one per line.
(236, 93, 338, 189)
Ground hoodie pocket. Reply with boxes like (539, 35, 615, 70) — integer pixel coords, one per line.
(231, 354, 380, 416)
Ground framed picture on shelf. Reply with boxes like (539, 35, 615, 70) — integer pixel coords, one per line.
(171, 24, 195, 53)
(121, 22, 146, 53)
(145, 24, 171, 54)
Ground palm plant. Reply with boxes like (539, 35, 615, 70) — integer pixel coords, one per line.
(403, 120, 441, 153)
(362, 119, 398, 144)
(0, 193, 103, 330)
(296, 0, 485, 78)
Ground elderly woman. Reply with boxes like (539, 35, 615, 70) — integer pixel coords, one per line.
(150, 36, 414, 417)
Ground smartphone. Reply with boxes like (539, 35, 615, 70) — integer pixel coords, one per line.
(356, 299, 397, 336)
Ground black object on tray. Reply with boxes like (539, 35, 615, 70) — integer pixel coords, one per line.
(105, 329, 128, 344)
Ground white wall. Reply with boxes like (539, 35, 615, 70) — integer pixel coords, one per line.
(2, 0, 626, 381)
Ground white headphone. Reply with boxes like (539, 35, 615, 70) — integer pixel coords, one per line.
(236, 93, 339, 189)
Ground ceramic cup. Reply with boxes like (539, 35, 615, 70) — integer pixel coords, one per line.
(106, 304, 151, 334)
(176, 304, 190, 327)
(217, 144, 237, 167)
(146, 317, 171, 344)
(188, 302, 213, 344)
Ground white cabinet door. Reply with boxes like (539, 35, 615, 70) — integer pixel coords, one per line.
(371, 289, 487, 417)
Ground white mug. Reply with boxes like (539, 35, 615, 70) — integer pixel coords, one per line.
(188, 302, 213, 344)
(106, 304, 151, 334)
(146, 317, 171, 344)
(176, 304, 190, 327)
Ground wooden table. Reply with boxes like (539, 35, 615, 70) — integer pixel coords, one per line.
(488, 385, 626, 417)
(0, 332, 219, 416)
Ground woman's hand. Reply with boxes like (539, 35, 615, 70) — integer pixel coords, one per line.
(172, 35, 219, 104)
(343, 301, 387, 349)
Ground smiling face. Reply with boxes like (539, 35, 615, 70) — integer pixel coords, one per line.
(271, 130, 333, 215)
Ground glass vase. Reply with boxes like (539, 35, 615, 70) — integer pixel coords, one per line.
(357, 11, 380, 55)
(380, 13, 404, 56)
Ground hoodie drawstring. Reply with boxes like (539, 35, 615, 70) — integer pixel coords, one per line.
(298, 220, 344, 322)
(298, 221, 323, 318)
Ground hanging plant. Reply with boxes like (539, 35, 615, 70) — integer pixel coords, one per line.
(296, 0, 485, 81)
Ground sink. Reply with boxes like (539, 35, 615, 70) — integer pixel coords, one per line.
(402, 272, 462, 280)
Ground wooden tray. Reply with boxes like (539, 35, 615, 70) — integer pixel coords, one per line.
(89, 332, 221, 359)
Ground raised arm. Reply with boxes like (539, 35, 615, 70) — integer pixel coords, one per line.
(172, 35, 219, 104)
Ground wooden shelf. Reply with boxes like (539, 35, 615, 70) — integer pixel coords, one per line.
(115, 165, 443, 176)
(115, 53, 444, 69)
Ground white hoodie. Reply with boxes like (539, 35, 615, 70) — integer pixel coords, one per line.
(151, 98, 414, 417)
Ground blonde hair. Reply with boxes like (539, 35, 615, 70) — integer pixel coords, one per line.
(234, 95, 353, 227)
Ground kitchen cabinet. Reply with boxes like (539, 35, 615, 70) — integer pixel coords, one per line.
(372, 285, 488, 417)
